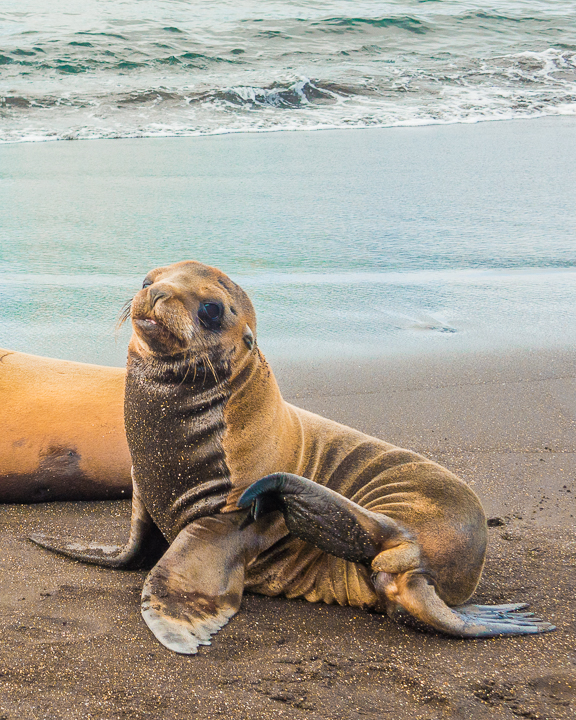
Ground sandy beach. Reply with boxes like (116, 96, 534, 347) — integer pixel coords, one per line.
(1, 345, 574, 719)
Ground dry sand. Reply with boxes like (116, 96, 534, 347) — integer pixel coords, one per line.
(1, 348, 575, 720)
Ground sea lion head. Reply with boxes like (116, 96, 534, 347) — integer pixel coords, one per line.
(127, 260, 257, 379)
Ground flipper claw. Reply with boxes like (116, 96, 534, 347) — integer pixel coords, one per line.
(376, 573, 555, 638)
(457, 602, 529, 614)
(451, 602, 554, 634)
(454, 603, 554, 633)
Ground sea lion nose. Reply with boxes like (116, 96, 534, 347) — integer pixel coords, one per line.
(149, 285, 170, 308)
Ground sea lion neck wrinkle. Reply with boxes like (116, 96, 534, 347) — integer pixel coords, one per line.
(124, 348, 232, 543)
(222, 348, 304, 512)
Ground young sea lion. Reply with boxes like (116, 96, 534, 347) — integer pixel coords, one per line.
(31, 260, 554, 653)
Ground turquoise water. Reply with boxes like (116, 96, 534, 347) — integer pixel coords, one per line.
(1, 119, 575, 365)
(1, 1, 575, 142)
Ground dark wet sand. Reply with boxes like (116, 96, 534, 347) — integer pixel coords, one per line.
(1, 348, 575, 720)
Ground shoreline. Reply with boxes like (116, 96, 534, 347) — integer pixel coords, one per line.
(2, 111, 576, 147)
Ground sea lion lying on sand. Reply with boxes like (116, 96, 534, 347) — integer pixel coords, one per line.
(0, 349, 131, 502)
(31, 260, 554, 653)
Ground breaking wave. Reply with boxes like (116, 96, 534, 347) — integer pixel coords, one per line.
(1, 1, 576, 142)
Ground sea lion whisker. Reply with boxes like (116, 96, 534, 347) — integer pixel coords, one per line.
(192, 354, 198, 383)
(197, 352, 216, 387)
(204, 355, 219, 385)
(115, 298, 133, 334)
(198, 353, 207, 386)
(178, 350, 194, 387)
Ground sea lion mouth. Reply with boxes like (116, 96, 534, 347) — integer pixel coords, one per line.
(135, 317, 157, 329)
(132, 309, 192, 356)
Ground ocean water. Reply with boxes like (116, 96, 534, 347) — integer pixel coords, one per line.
(0, 2, 575, 365)
(0, 119, 574, 364)
(1, 0, 575, 143)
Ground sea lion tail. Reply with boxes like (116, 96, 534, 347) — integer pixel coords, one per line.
(374, 569, 555, 637)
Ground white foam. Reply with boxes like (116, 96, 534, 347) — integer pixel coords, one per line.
(2, 44, 575, 143)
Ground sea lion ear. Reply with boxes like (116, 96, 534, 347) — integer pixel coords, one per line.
(243, 325, 254, 350)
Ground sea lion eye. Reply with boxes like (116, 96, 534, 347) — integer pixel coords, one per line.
(198, 301, 223, 329)
(142, 278, 153, 289)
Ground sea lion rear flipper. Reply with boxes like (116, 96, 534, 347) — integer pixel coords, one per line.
(29, 487, 167, 569)
(239, 475, 555, 637)
(374, 571, 555, 637)
(237, 472, 416, 565)
(141, 511, 284, 655)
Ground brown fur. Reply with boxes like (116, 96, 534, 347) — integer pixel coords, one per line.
(125, 261, 488, 610)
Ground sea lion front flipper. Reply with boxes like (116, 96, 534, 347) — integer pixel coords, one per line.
(237, 472, 416, 565)
(29, 486, 167, 569)
(374, 571, 555, 637)
(141, 511, 284, 655)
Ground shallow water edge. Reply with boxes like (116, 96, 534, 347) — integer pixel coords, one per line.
(1, 116, 575, 366)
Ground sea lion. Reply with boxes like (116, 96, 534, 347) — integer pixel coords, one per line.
(31, 260, 554, 653)
(0, 348, 131, 502)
